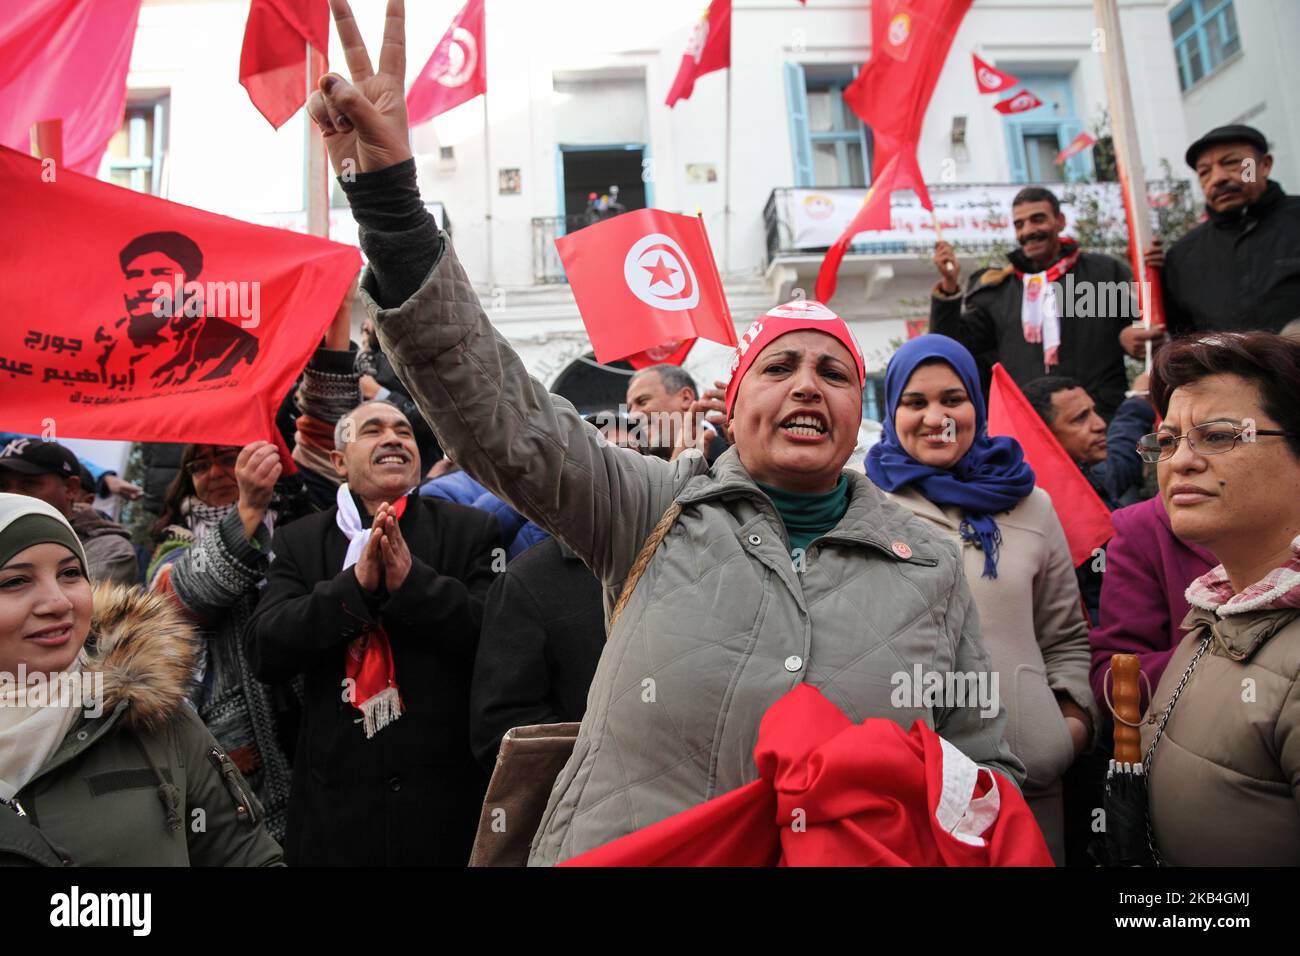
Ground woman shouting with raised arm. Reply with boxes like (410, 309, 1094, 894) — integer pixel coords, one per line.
(313, 0, 1023, 865)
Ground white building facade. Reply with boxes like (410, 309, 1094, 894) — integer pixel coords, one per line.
(114, 0, 1221, 415)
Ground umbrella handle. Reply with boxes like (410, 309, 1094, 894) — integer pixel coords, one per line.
(1104, 654, 1149, 764)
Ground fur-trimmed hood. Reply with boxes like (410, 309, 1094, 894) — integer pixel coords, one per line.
(85, 584, 197, 731)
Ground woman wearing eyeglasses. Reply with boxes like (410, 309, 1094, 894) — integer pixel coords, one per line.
(145, 443, 313, 844)
(1139, 331, 1300, 865)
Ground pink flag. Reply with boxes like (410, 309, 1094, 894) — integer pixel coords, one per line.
(0, 0, 142, 176)
(407, 0, 487, 125)
(1055, 131, 1097, 165)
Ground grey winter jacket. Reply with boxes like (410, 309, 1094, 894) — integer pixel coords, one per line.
(366, 236, 1025, 865)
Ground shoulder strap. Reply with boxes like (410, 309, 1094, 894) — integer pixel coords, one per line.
(607, 501, 683, 638)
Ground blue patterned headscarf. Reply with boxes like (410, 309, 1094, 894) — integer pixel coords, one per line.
(865, 335, 1035, 578)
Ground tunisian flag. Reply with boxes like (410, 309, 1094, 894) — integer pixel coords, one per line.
(407, 0, 487, 125)
(0, 0, 142, 176)
(555, 209, 736, 367)
(664, 0, 731, 108)
(972, 53, 1017, 94)
(562, 685, 1052, 867)
(987, 364, 1114, 566)
(994, 89, 1043, 115)
(240, 0, 329, 129)
(0, 146, 360, 449)
(815, 0, 973, 302)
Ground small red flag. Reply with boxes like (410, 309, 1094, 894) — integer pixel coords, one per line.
(0, 145, 361, 449)
(993, 89, 1043, 114)
(1055, 131, 1097, 165)
(239, 0, 329, 129)
(971, 53, 1017, 94)
(665, 0, 731, 107)
(986, 364, 1113, 566)
(407, 0, 487, 125)
(0, 0, 142, 176)
(555, 209, 736, 365)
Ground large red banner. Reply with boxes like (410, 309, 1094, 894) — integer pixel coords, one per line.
(0, 146, 360, 448)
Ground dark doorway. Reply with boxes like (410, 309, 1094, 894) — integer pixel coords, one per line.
(550, 354, 635, 416)
(561, 147, 646, 232)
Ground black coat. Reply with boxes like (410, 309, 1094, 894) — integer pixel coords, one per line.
(931, 249, 1132, 421)
(1162, 181, 1300, 336)
(469, 538, 605, 770)
(246, 493, 499, 866)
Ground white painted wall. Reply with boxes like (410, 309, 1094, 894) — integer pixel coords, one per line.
(1169, 0, 1300, 192)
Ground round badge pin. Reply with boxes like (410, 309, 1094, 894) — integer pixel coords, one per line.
(891, 540, 913, 560)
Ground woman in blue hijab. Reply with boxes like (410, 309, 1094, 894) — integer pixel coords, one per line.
(866, 335, 1096, 865)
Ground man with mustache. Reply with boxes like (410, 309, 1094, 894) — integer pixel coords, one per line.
(1145, 125, 1300, 336)
(246, 399, 500, 865)
(930, 187, 1141, 422)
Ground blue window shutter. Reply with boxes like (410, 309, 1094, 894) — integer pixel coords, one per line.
(784, 62, 813, 186)
(1005, 125, 1029, 184)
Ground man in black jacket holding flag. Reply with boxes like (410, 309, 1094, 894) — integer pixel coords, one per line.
(930, 186, 1154, 422)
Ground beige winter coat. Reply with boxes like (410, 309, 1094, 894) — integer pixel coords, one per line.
(366, 237, 1025, 866)
(886, 485, 1096, 863)
(1142, 603, 1300, 865)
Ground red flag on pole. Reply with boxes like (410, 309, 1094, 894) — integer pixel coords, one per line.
(971, 53, 1017, 94)
(665, 0, 731, 107)
(986, 364, 1113, 566)
(0, 145, 361, 449)
(239, 0, 329, 129)
(1055, 131, 1097, 165)
(815, 0, 974, 303)
(555, 209, 736, 365)
(993, 89, 1043, 114)
(0, 0, 142, 176)
(407, 0, 487, 125)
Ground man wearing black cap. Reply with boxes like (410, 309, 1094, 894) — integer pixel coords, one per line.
(1145, 125, 1300, 336)
(0, 438, 139, 586)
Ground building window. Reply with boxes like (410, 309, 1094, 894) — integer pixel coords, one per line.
(1170, 0, 1241, 91)
(107, 97, 167, 195)
(1001, 73, 1089, 184)
(784, 63, 870, 187)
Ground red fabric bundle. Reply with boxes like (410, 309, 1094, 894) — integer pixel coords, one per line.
(562, 684, 1052, 867)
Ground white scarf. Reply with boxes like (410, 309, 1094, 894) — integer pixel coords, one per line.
(0, 657, 88, 802)
(1020, 272, 1061, 371)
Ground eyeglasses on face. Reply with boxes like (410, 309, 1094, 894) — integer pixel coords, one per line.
(1136, 421, 1296, 463)
(185, 452, 239, 477)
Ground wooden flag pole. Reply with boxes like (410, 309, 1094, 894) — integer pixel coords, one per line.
(483, 92, 495, 289)
(722, 64, 732, 277)
(1092, 0, 1164, 371)
(306, 43, 330, 239)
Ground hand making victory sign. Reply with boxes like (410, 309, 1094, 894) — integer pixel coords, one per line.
(309, 0, 413, 176)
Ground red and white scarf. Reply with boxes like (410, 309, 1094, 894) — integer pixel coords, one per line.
(336, 484, 412, 738)
(1185, 534, 1300, 617)
(1015, 237, 1080, 372)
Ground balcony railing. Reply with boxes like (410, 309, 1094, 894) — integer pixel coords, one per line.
(531, 214, 619, 284)
(763, 181, 1176, 267)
